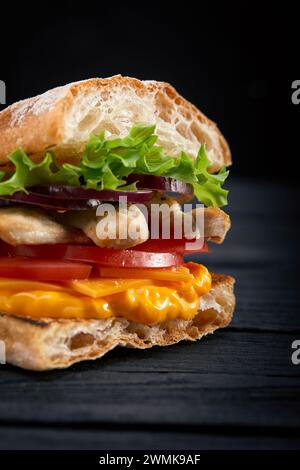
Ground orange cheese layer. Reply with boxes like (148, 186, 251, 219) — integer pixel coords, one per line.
(0, 262, 211, 325)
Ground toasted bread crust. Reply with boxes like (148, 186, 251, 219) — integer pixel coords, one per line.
(0, 76, 231, 172)
(0, 273, 235, 370)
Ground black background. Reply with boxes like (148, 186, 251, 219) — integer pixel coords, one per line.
(0, 1, 295, 179)
(0, 0, 299, 452)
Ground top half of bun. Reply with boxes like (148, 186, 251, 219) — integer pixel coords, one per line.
(0, 75, 231, 172)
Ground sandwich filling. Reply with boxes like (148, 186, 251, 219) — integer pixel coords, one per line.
(0, 125, 230, 324)
(0, 262, 211, 324)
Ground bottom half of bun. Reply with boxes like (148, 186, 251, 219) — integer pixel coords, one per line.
(0, 274, 235, 371)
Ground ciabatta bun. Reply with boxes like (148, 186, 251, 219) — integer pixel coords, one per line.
(0, 274, 235, 371)
(0, 76, 231, 172)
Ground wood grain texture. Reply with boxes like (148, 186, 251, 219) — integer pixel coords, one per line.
(0, 179, 299, 450)
(0, 426, 300, 450)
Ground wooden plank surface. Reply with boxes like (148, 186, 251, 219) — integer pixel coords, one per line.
(1, 427, 300, 450)
(0, 179, 299, 450)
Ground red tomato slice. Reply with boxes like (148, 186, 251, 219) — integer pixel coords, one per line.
(131, 238, 209, 254)
(93, 250, 183, 268)
(8, 245, 183, 268)
(0, 257, 92, 281)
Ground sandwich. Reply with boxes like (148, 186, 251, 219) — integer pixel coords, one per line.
(0, 75, 235, 370)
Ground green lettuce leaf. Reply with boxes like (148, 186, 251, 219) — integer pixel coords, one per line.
(0, 124, 229, 207)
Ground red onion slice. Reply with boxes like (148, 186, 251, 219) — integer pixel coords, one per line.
(0, 176, 193, 210)
(0, 189, 155, 210)
(29, 176, 193, 200)
(126, 174, 193, 195)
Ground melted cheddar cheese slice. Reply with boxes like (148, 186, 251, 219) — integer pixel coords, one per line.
(0, 262, 211, 324)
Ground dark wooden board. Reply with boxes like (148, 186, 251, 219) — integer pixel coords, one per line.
(1, 427, 300, 450)
(0, 332, 299, 429)
(0, 180, 299, 450)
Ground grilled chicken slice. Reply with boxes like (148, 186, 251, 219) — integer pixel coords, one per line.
(192, 207, 231, 244)
(0, 207, 88, 246)
(61, 204, 149, 249)
(0, 200, 230, 248)
(148, 195, 231, 244)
